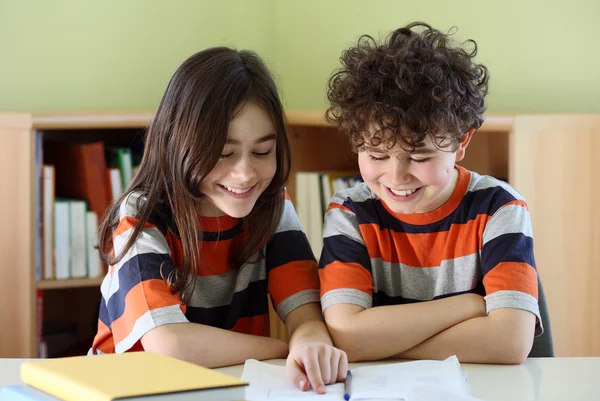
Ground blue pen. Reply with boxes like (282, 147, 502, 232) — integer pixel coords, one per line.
(344, 370, 352, 401)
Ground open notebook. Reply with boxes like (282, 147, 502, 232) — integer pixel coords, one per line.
(242, 356, 482, 401)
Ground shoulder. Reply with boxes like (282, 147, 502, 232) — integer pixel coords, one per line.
(116, 191, 173, 235)
(117, 191, 146, 219)
(324, 183, 378, 236)
(467, 171, 525, 200)
(330, 182, 375, 209)
(274, 191, 302, 233)
(464, 171, 527, 213)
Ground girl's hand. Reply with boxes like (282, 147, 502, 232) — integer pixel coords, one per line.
(285, 342, 348, 394)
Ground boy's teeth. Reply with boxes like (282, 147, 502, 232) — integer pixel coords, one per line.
(225, 186, 251, 194)
(390, 188, 417, 196)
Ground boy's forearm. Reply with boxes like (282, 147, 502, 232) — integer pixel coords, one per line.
(142, 322, 289, 368)
(326, 293, 485, 361)
(396, 309, 536, 364)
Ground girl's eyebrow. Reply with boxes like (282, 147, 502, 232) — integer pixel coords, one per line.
(226, 133, 277, 145)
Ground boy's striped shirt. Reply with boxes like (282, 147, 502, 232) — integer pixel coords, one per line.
(91, 191, 319, 354)
(319, 166, 543, 335)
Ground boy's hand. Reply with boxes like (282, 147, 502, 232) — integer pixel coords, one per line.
(285, 342, 348, 394)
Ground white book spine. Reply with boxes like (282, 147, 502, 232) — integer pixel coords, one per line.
(54, 202, 70, 280)
(43, 166, 55, 280)
(86, 211, 102, 278)
(69, 201, 88, 278)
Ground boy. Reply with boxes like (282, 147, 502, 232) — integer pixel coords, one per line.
(320, 22, 541, 364)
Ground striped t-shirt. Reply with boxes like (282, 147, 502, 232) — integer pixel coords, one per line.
(319, 166, 543, 335)
(91, 191, 319, 354)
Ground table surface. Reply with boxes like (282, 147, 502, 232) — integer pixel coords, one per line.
(1, 357, 598, 401)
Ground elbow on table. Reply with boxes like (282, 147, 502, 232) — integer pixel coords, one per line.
(491, 337, 533, 365)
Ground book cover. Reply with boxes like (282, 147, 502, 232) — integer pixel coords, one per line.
(20, 352, 247, 401)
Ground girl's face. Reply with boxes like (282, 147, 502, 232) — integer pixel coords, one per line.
(198, 101, 277, 218)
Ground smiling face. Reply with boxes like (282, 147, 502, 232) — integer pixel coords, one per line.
(198, 101, 277, 218)
(358, 129, 472, 215)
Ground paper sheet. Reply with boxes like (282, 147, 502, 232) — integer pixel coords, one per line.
(242, 356, 481, 401)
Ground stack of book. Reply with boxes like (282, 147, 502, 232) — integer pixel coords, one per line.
(0, 352, 247, 401)
(39, 141, 138, 281)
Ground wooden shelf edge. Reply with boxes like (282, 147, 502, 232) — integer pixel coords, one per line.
(36, 277, 104, 290)
(3, 110, 514, 132)
(0, 113, 34, 129)
(32, 112, 154, 130)
(286, 110, 331, 127)
(286, 110, 515, 132)
(480, 115, 514, 132)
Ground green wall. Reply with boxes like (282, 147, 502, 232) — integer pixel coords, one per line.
(0, 0, 273, 111)
(1, 0, 598, 113)
(272, 0, 600, 113)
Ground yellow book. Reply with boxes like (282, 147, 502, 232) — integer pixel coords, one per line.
(20, 352, 247, 401)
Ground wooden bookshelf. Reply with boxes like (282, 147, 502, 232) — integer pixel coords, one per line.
(36, 277, 105, 290)
(1, 111, 598, 358)
(0, 110, 512, 358)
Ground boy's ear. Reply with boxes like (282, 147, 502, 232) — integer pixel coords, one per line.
(455, 128, 475, 162)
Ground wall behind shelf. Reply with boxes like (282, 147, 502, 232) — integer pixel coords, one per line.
(1, 1, 598, 114)
(271, 0, 600, 113)
(0, 0, 273, 112)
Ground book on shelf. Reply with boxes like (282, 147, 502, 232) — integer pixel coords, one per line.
(86, 211, 102, 278)
(54, 199, 88, 280)
(12, 352, 247, 401)
(42, 165, 55, 280)
(35, 290, 46, 359)
(44, 141, 111, 221)
(35, 131, 44, 282)
(295, 170, 362, 259)
(295, 172, 324, 259)
(105, 167, 123, 202)
(106, 146, 133, 190)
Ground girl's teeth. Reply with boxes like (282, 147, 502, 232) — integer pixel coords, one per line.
(390, 188, 417, 196)
(225, 186, 251, 194)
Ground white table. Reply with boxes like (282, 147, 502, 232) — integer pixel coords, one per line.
(2, 357, 598, 401)
(217, 358, 599, 401)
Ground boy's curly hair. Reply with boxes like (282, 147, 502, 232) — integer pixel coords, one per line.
(326, 21, 489, 152)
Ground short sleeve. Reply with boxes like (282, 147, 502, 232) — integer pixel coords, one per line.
(319, 194, 374, 312)
(91, 192, 188, 354)
(266, 192, 320, 322)
(481, 199, 543, 335)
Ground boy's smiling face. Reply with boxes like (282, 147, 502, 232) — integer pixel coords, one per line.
(358, 128, 472, 215)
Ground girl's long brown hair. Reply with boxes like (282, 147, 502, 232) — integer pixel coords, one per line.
(98, 47, 291, 302)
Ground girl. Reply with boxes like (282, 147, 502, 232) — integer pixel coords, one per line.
(90, 47, 347, 393)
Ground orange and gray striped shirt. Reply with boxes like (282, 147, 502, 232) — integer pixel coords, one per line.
(91, 191, 319, 354)
(319, 166, 543, 335)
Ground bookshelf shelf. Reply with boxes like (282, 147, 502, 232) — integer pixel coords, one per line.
(36, 277, 104, 290)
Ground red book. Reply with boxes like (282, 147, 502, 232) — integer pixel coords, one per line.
(44, 141, 111, 221)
